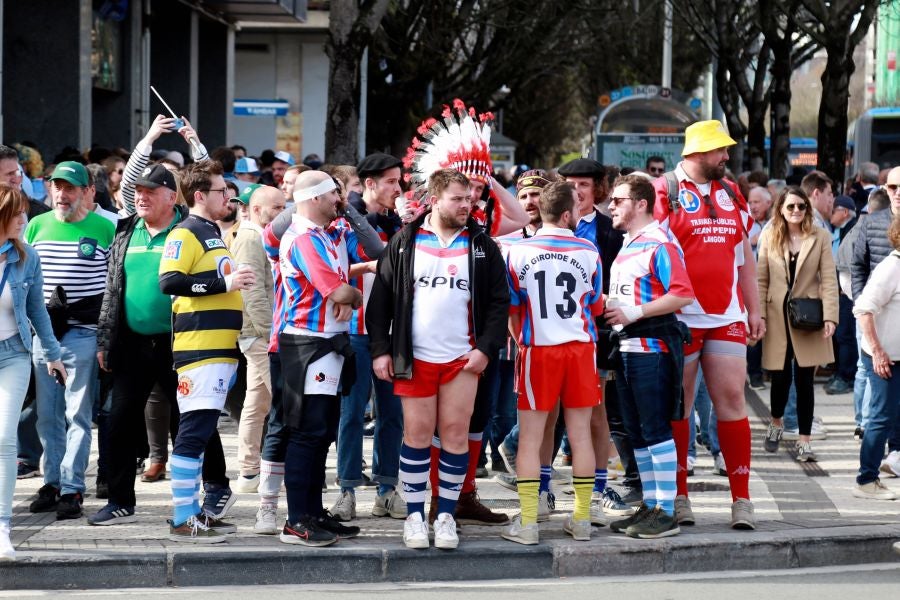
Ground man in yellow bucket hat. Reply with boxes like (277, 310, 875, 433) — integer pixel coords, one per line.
(650, 120, 764, 531)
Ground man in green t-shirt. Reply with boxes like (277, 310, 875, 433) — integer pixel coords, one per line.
(23, 161, 115, 521)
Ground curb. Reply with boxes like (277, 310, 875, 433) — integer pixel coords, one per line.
(3, 525, 899, 590)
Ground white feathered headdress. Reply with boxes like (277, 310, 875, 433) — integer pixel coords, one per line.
(401, 99, 503, 232)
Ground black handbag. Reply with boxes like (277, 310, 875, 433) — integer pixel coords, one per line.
(783, 248, 824, 330)
(787, 297, 824, 331)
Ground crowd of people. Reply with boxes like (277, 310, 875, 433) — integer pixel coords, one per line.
(0, 109, 898, 560)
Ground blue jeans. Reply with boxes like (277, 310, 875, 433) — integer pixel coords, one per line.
(0, 336, 33, 519)
(33, 327, 98, 496)
(857, 354, 900, 485)
(336, 335, 402, 489)
(483, 358, 517, 466)
(853, 323, 872, 429)
(693, 367, 720, 455)
(616, 352, 675, 448)
(261, 352, 289, 463)
(17, 397, 42, 467)
(835, 294, 858, 382)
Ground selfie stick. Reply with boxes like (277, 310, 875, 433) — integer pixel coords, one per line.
(150, 85, 202, 155)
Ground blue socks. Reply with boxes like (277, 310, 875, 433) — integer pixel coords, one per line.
(436, 449, 468, 516)
(399, 444, 430, 518)
(539, 465, 552, 493)
(593, 468, 608, 493)
(171, 454, 201, 526)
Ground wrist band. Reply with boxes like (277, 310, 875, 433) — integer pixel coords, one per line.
(293, 178, 336, 203)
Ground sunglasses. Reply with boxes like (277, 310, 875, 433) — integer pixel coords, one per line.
(648, 167, 665, 174)
(784, 203, 807, 212)
(885, 184, 900, 193)
(702, 194, 719, 220)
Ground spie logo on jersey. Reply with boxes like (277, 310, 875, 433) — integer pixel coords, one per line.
(163, 240, 182, 259)
(678, 189, 702, 214)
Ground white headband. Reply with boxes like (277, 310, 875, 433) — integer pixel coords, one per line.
(293, 178, 336, 203)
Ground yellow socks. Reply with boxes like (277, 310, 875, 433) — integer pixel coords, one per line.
(572, 476, 594, 521)
(517, 479, 540, 526)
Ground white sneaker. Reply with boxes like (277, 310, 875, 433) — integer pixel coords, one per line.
(433, 512, 459, 549)
(563, 513, 592, 541)
(329, 490, 356, 521)
(880, 451, 900, 478)
(0, 522, 14, 562)
(852, 480, 898, 500)
(686, 455, 697, 475)
(234, 474, 260, 494)
(589, 501, 607, 527)
(372, 488, 407, 519)
(501, 515, 539, 545)
(403, 512, 429, 549)
(253, 504, 278, 535)
(537, 490, 555, 522)
(713, 453, 727, 476)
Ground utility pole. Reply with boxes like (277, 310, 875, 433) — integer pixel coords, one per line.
(662, 0, 673, 89)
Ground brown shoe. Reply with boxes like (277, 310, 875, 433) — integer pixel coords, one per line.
(454, 490, 509, 525)
(141, 463, 166, 482)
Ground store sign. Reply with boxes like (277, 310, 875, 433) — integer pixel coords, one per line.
(596, 134, 684, 170)
(233, 99, 290, 117)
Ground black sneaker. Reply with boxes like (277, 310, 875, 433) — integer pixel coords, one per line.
(29, 484, 59, 513)
(317, 511, 361, 538)
(280, 518, 338, 546)
(56, 493, 84, 520)
(825, 377, 853, 395)
(625, 506, 680, 539)
(88, 503, 137, 526)
(201, 484, 236, 519)
(16, 462, 40, 479)
(610, 503, 652, 533)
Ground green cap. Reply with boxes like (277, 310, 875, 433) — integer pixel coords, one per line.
(50, 161, 89, 187)
(237, 183, 263, 205)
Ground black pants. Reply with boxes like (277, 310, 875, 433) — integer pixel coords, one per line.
(106, 327, 228, 507)
(604, 377, 641, 491)
(770, 332, 815, 436)
(283, 393, 340, 522)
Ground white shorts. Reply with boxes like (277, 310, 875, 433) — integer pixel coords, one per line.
(176, 362, 238, 413)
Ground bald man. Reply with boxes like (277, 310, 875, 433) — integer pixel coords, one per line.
(231, 186, 286, 493)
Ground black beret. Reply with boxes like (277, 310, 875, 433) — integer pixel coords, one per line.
(557, 158, 605, 178)
(357, 153, 402, 178)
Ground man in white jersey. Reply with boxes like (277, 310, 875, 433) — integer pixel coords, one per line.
(604, 174, 693, 539)
(368, 169, 509, 550)
(502, 181, 603, 545)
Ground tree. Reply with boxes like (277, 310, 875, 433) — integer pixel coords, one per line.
(324, 0, 392, 163)
(785, 0, 882, 185)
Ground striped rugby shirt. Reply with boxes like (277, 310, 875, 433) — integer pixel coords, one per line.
(505, 226, 603, 347)
(159, 215, 243, 372)
(24, 211, 115, 328)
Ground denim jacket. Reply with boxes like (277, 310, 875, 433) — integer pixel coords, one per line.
(2, 243, 61, 361)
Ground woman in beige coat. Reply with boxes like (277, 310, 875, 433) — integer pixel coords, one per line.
(757, 187, 838, 461)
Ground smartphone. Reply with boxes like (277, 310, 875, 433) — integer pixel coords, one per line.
(171, 118, 185, 131)
(52, 369, 65, 386)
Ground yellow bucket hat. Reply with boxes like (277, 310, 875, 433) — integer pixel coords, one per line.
(682, 120, 737, 156)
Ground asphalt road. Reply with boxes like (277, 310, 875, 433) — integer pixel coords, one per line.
(4, 563, 899, 599)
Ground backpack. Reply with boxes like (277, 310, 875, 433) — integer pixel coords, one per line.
(662, 171, 738, 216)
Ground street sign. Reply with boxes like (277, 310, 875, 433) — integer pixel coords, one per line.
(233, 99, 290, 117)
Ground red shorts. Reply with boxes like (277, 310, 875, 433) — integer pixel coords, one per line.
(517, 341, 602, 411)
(394, 358, 468, 398)
(683, 322, 747, 361)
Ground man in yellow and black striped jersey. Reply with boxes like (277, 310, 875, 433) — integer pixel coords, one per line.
(158, 160, 256, 543)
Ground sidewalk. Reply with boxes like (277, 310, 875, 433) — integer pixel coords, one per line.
(3, 376, 899, 590)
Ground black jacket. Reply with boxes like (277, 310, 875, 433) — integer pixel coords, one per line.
(97, 205, 187, 366)
(366, 211, 510, 380)
(851, 208, 897, 299)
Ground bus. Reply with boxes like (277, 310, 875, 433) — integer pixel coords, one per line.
(848, 107, 900, 175)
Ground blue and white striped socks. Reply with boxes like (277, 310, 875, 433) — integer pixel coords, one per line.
(539, 465, 552, 493)
(171, 454, 201, 526)
(648, 439, 677, 516)
(437, 449, 468, 516)
(634, 447, 657, 509)
(593, 468, 608, 494)
(399, 444, 430, 519)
